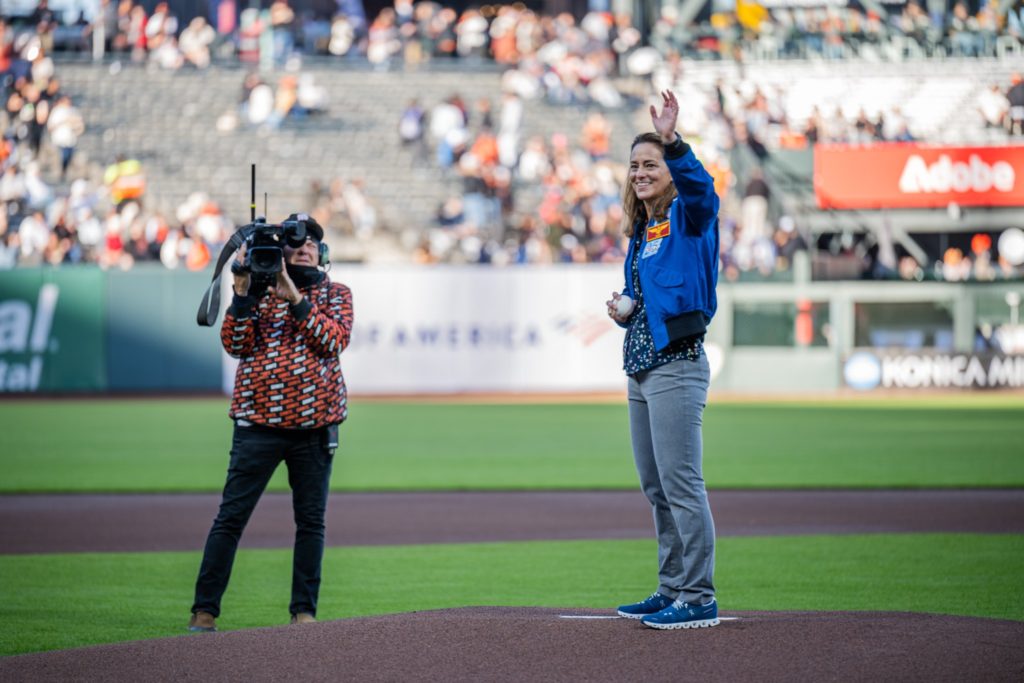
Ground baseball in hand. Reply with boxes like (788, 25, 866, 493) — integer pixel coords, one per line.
(615, 295, 635, 317)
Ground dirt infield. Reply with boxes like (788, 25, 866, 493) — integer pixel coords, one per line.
(2, 607, 1022, 682)
(2, 489, 1023, 554)
(2, 490, 1023, 680)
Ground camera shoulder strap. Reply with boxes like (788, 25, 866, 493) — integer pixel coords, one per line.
(196, 228, 250, 327)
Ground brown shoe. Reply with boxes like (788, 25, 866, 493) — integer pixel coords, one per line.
(290, 612, 316, 625)
(188, 611, 217, 632)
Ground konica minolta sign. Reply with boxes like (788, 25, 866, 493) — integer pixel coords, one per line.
(844, 351, 1024, 391)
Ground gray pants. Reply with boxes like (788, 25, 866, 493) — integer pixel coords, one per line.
(628, 354, 716, 605)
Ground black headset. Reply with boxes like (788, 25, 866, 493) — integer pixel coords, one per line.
(317, 240, 330, 268)
(290, 213, 330, 269)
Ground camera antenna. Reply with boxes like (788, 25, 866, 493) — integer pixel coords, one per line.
(250, 163, 256, 222)
(264, 192, 268, 220)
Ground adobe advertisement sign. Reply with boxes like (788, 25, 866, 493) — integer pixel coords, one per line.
(814, 144, 1024, 210)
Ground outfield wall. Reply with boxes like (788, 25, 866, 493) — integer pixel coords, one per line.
(2, 265, 1022, 394)
(0, 267, 222, 392)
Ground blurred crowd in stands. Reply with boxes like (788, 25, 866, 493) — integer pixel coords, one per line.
(224, 70, 329, 131)
(1, 1, 1023, 282)
(647, 0, 1021, 61)
(20, 0, 1024, 66)
(394, 89, 620, 266)
(393, 71, 1021, 277)
(0, 15, 240, 270)
(9, 0, 1024, 100)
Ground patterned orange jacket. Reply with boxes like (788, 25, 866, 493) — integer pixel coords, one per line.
(221, 277, 353, 429)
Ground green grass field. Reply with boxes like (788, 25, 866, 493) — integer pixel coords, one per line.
(1, 534, 1022, 656)
(1, 395, 1022, 657)
(1, 396, 1023, 491)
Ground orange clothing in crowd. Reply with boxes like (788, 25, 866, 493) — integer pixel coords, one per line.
(470, 132, 499, 166)
(186, 239, 211, 270)
(778, 129, 808, 149)
(707, 162, 732, 203)
(104, 158, 146, 203)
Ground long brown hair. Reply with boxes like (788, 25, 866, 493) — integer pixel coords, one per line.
(621, 133, 677, 237)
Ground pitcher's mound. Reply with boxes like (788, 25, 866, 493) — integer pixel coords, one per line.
(3, 607, 1022, 681)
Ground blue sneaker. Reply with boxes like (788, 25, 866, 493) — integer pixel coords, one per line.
(616, 592, 674, 620)
(641, 599, 719, 629)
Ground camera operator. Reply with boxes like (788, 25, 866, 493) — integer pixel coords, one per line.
(188, 214, 353, 632)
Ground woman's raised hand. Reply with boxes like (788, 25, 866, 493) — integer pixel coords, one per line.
(650, 90, 679, 145)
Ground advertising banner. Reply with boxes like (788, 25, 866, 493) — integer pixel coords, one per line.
(223, 265, 630, 395)
(106, 269, 224, 391)
(843, 350, 1024, 390)
(0, 269, 106, 392)
(814, 144, 1024, 210)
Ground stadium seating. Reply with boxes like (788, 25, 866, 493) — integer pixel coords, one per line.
(56, 59, 634, 233)
(49, 53, 1021, 270)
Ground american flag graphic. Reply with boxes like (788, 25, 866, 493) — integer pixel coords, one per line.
(553, 313, 616, 346)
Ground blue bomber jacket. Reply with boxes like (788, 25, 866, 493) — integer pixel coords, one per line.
(621, 136, 720, 352)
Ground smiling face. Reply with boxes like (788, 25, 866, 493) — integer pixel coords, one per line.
(284, 237, 319, 266)
(629, 142, 671, 202)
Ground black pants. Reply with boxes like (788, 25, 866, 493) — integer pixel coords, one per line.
(192, 423, 334, 618)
